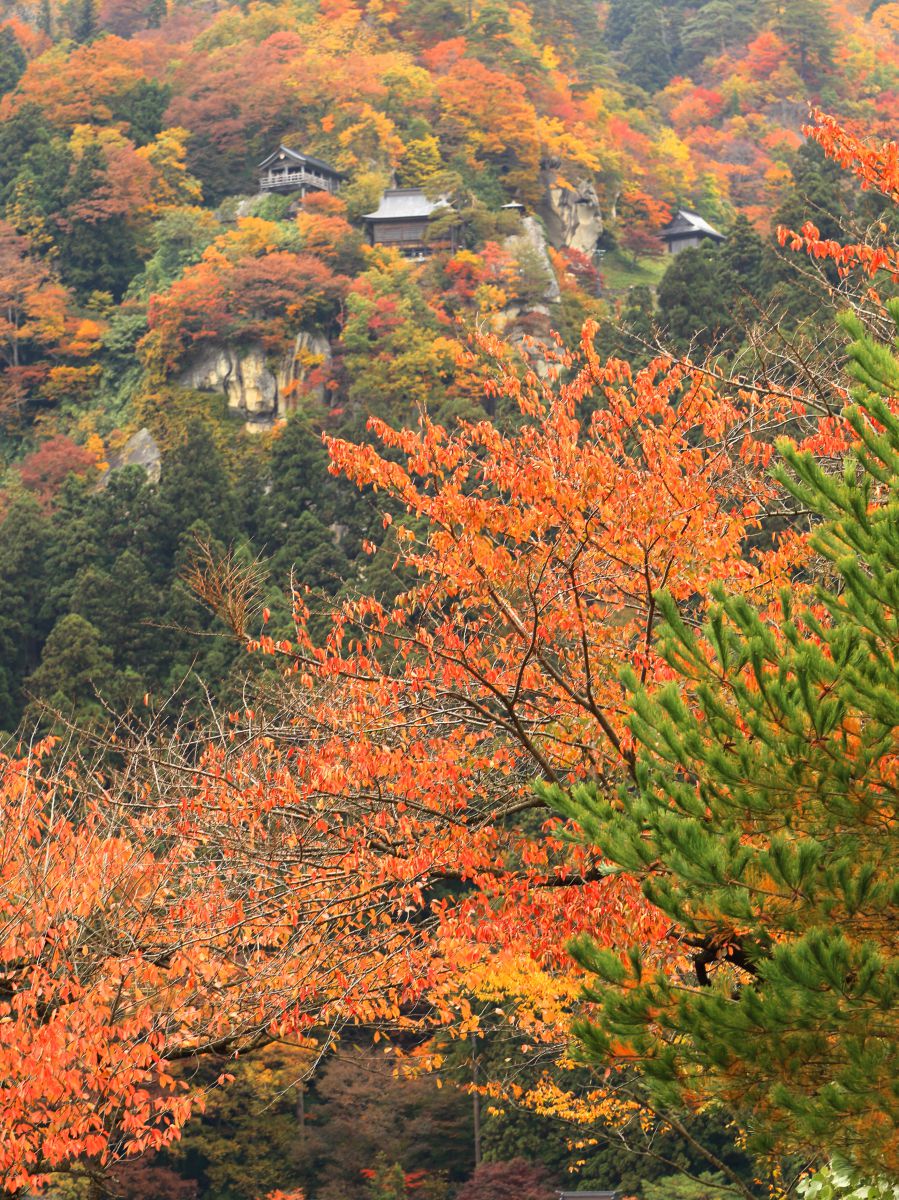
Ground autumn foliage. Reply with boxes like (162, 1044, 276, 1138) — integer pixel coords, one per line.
(0, 0, 895, 1180)
(0, 294, 829, 1188)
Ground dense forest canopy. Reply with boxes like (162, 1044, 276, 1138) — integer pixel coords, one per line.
(0, 1, 896, 1200)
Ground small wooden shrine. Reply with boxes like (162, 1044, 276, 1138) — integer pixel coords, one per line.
(258, 146, 343, 196)
(659, 209, 724, 255)
(364, 188, 451, 257)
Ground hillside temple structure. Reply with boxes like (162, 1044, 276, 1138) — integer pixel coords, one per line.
(660, 209, 725, 254)
(258, 146, 344, 196)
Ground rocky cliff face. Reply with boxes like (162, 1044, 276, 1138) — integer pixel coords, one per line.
(179, 333, 332, 429)
(498, 216, 561, 377)
(503, 215, 562, 306)
(537, 169, 603, 257)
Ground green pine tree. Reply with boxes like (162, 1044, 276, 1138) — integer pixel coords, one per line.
(656, 242, 733, 354)
(768, 0, 835, 84)
(761, 141, 846, 317)
(25, 612, 121, 726)
(367, 1154, 409, 1200)
(70, 550, 163, 677)
(145, 0, 167, 27)
(0, 27, 26, 98)
(718, 213, 763, 294)
(0, 496, 53, 731)
(676, 0, 760, 72)
(38, 0, 53, 37)
(611, 284, 657, 369)
(715, 214, 765, 343)
(67, 0, 97, 43)
(545, 308, 899, 1174)
(606, 0, 676, 92)
(57, 140, 142, 298)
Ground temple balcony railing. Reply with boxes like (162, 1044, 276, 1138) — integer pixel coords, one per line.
(259, 169, 337, 193)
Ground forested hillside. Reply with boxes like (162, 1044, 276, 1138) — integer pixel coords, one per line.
(0, 1, 897, 1198)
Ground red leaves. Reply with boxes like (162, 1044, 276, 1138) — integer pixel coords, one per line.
(18, 435, 96, 508)
(142, 220, 348, 376)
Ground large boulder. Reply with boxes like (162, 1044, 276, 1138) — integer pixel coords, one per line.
(99, 427, 161, 486)
(496, 217, 560, 377)
(537, 169, 603, 257)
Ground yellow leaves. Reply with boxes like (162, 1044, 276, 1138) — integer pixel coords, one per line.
(136, 127, 203, 210)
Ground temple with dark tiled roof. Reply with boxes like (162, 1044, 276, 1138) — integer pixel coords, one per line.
(660, 209, 725, 254)
(364, 188, 452, 257)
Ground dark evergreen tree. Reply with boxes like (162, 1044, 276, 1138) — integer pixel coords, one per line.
(606, 0, 676, 92)
(716, 214, 765, 334)
(43, 470, 156, 623)
(0, 27, 27, 98)
(156, 520, 250, 707)
(248, 415, 354, 593)
(611, 284, 657, 369)
(38, 0, 53, 37)
(768, 0, 835, 83)
(66, 0, 97, 43)
(146, 0, 167, 27)
(0, 497, 53, 730)
(0, 104, 60, 199)
(761, 141, 846, 319)
(718, 214, 764, 290)
(147, 424, 242, 576)
(25, 612, 120, 725)
(656, 242, 732, 354)
(57, 141, 142, 298)
(398, 0, 466, 44)
(676, 0, 759, 72)
(529, 0, 607, 82)
(111, 80, 172, 148)
(70, 550, 163, 677)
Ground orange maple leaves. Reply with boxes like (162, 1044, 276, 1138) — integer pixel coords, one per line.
(0, 309, 826, 1188)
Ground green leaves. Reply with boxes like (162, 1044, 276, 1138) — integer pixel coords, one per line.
(549, 348, 899, 1172)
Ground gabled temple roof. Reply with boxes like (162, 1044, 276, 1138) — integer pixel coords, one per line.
(660, 209, 724, 241)
(364, 188, 449, 221)
(258, 145, 344, 177)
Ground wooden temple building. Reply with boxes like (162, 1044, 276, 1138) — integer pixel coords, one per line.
(659, 209, 724, 255)
(364, 188, 452, 257)
(258, 146, 344, 196)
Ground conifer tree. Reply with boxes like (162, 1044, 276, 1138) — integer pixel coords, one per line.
(25, 611, 120, 725)
(0, 27, 26, 98)
(38, 0, 53, 38)
(146, 0, 166, 27)
(547, 314, 899, 1175)
(656, 242, 732, 353)
(68, 0, 96, 43)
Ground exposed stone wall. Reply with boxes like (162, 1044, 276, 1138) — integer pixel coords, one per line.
(536, 170, 603, 257)
(498, 216, 560, 378)
(178, 333, 332, 429)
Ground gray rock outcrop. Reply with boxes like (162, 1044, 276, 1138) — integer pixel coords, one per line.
(179, 334, 332, 429)
(537, 170, 603, 257)
(99, 427, 162, 486)
(503, 216, 561, 305)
